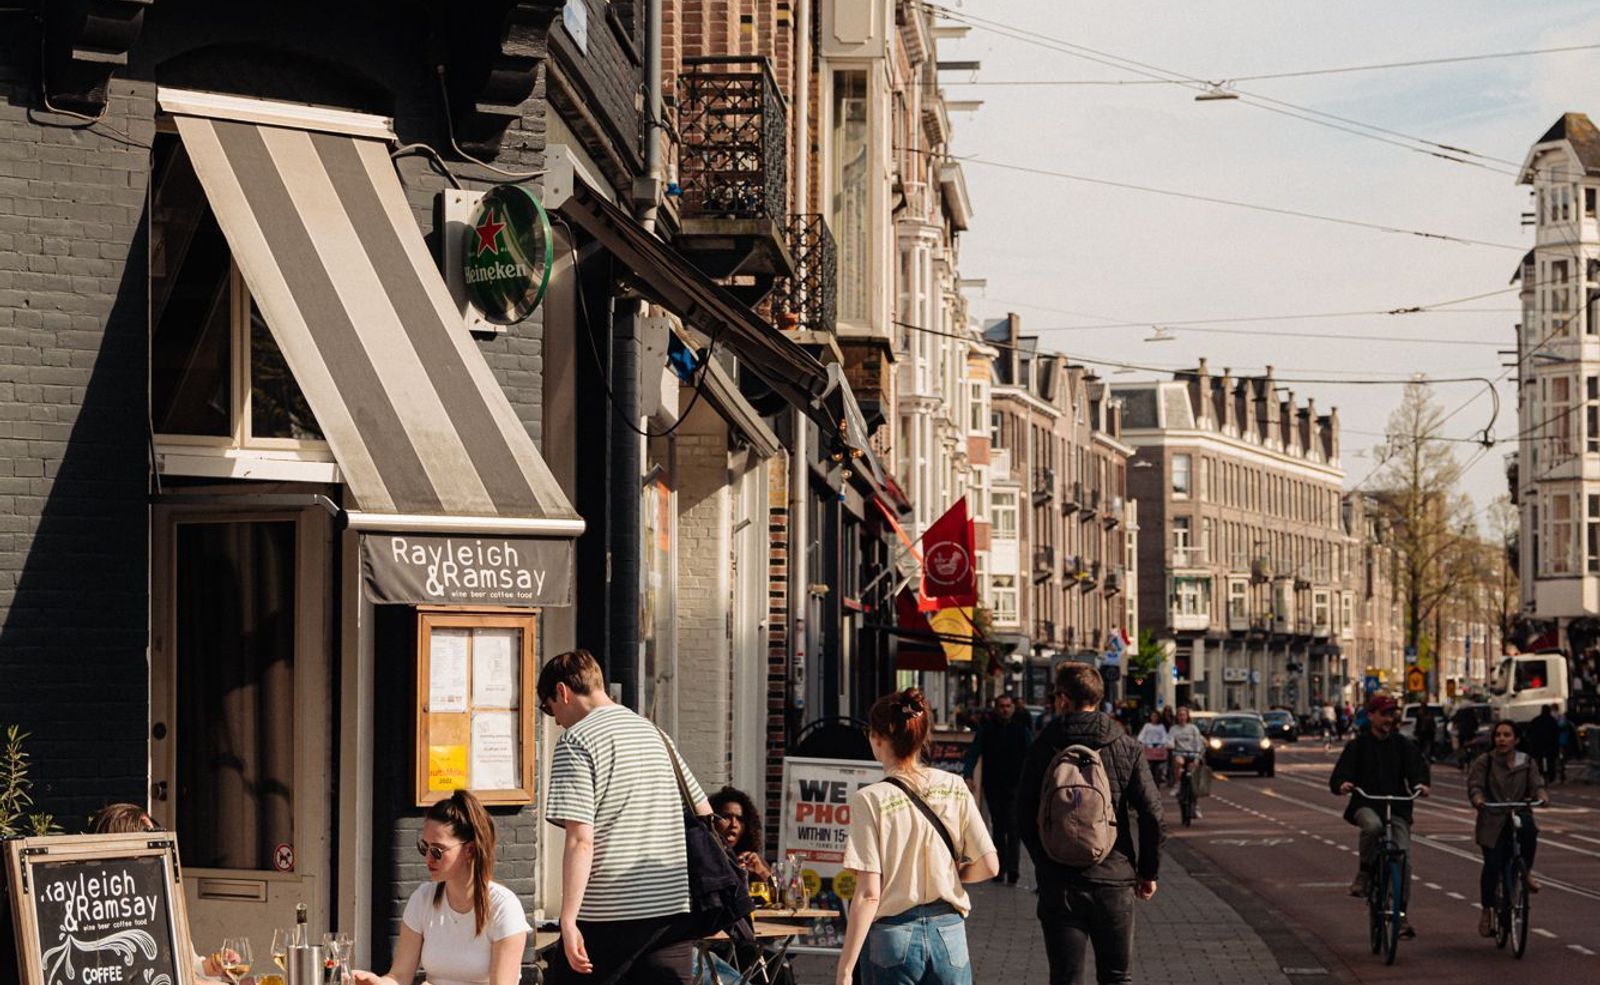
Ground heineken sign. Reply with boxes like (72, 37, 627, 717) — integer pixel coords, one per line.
(464, 185, 554, 325)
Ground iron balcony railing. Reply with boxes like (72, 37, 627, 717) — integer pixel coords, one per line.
(771, 213, 837, 333)
(1033, 467, 1055, 506)
(677, 57, 788, 226)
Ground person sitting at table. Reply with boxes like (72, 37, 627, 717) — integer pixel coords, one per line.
(710, 786, 773, 883)
(88, 804, 231, 985)
(350, 790, 529, 985)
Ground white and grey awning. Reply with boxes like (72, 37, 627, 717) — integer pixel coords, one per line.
(161, 90, 581, 536)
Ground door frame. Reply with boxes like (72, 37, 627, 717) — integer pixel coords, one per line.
(149, 501, 335, 941)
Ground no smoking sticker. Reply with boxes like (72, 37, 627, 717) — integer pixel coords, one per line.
(273, 843, 295, 872)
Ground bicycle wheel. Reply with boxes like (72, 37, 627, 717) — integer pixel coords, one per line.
(1494, 870, 1510, 949)
(1368, 871, 1385, 955)
(1179, 777, 1195, 827)
(1383, 856, 1403, 965)
(1512, 860, 1530, 958)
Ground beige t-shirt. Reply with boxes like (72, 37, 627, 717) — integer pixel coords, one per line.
(840, 767, 996, 918)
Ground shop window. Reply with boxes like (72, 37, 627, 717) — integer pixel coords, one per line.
(415, 610, 537, 806)
(151, 132, 323, 448)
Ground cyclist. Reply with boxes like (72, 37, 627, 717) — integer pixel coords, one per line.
(1468, 720, 1548, 937)
(1165, 706, 1206, 818)
(1330, 692, 1430, 939)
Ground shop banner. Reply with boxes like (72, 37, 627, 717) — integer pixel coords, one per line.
(919, 498, 976, 611)
(361, 534, 572, 607)
(777, 757, 884, 953)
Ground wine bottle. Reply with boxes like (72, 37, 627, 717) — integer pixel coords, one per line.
(293, 904, 309, 947)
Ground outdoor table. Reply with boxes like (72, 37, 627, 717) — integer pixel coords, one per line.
(695, 909, 840, 984)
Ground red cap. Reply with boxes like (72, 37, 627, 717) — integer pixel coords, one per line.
(1367, 693, 1398, 714)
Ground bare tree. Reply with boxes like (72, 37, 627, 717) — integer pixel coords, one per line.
(1371, 381, 1477, 682)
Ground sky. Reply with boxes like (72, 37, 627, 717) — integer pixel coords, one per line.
(940, 0, 1600, 524)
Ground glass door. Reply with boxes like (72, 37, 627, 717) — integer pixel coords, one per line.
(151, 508, 332, 956)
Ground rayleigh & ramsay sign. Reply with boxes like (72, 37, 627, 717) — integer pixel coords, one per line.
(361, 534, 572, 607)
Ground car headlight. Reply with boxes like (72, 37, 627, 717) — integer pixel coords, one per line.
(1208, 738, 1223, 750)
(1260, 738, 1273, 749)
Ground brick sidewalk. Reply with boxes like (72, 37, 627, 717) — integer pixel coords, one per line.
(792, 852, 1291, 983)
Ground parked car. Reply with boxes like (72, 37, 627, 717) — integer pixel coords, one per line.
(1205, 714, 1276, 776)
(1398, 703, 1446, 740)
(1261, 709, 1299, 742)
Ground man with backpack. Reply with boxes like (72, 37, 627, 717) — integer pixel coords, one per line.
(1018, 662, 1163, 984)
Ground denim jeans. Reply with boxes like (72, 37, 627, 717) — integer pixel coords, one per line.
(1354, 808, 1411, 907)
(1037, 883, 1135, 985)
(864, 903, 971, 985)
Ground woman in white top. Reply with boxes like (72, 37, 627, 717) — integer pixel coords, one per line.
(351, 791, 530, 985)
(836, 688, 999, 985)
(1164, 706, 1206, 798)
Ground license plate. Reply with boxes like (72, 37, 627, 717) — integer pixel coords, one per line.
(1232, 756, 1254, 764)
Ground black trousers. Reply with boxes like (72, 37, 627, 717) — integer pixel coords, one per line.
(1479, 818, 1539, 909)
(544, 913, 696, 985)
(1037, 883, 1135, 985)
(986, 786, 1021, 879)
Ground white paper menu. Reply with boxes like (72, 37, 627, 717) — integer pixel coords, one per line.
(429, 629, 470, 713)
(470, 710, 518, 789)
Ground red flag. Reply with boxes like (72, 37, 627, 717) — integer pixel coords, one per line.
(894, 589, 947, 671)
(919, 498, 977, 611)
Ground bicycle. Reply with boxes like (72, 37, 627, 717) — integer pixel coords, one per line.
(1479, 800, 1540, 958)
(1174, 754, 1201, 827)
(1351, 787, 1421, 966)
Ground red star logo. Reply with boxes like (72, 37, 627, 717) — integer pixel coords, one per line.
(474, 208, 506, 257)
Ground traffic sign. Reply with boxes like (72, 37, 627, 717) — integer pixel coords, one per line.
(1364, 674, 1381, 694)
(1405, 664, 1425, 694)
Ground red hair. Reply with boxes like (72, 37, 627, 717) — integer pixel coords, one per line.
(868, 687, 932, 760)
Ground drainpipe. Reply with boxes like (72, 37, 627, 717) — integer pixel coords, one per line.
(642, 0, 664, 233)
(787, 0, 813, 739)
(793, 0, 811, 216)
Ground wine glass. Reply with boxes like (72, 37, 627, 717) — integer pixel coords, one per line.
(321, 932, 352, 985)
(220, 938, 252, 984)
(270, 930, 290, 971)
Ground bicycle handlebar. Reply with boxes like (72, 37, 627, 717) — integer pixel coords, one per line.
(1351, 787, 1423, 801)
(1478, 800, 1543, 808)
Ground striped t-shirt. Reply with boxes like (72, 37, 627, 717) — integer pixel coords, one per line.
(545, 703, 707, 921)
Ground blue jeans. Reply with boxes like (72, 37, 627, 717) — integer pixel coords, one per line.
(864, 903, 971, 985)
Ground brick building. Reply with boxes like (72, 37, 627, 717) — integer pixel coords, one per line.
(1117, 361, 1351, 714)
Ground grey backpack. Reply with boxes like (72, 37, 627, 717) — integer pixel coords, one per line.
(1037, 743, 1117, 867)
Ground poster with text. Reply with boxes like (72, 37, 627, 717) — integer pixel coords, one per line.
(776, 757, 883, 953)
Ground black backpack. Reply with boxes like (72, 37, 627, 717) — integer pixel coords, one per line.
(658, 730, 756, 942)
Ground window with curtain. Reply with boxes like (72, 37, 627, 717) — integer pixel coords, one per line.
(831, 71, 869, 323)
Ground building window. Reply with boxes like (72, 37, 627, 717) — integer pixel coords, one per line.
(1550, 492, 1574, 575)
(1553, 259, 1571, 314)
(831, 70, 869, 323)
(1590, 378, 1599, 454)
(151, 134, 323, 448)
(1172, 576, 1211, 617)
(1587, 187, 1597, 217)
(1172, 453, 1191, 496)
(1227, 579, 1247, 622)
(969, 380, 987, 433)
(1172, 516, 1193, 566)
(1197, 457, 1209, 502)
(1552, 376, 1574, 459)
(992, 575, 1019, 624)
(992, 491, 1018, 538)
(1312, 590, 1330, 630)
(1589, 494, 1600, 574)
(1341, 592, 1354, 633)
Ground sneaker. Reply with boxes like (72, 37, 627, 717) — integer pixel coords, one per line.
(1193, 808, 1202, 819)
(1525, 873, 1540, 893)
(1398, 919, 1416, 940)
(1349, 871, 1371, 897)
(1479, 909, 1495, 937)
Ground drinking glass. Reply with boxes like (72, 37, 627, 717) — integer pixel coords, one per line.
(270, 930, 290, 972)
(220, 938, 252, 984)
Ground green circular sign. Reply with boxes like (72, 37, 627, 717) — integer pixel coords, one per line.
(464, 185, 554, 325)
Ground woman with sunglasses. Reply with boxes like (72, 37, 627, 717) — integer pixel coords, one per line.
(351, 790, 529, 985)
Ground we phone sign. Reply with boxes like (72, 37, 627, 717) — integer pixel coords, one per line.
(778, 757, 883, 867)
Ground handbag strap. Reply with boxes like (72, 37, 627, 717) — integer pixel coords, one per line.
(883, 776, 960, 869)
(654, 725, 697, 812)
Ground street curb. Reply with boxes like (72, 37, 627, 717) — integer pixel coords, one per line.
(1166, 838, 1359, 985)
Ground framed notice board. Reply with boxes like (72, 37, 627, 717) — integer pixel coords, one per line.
(5, 833, 196, 985)
(416, 609, 537, 806)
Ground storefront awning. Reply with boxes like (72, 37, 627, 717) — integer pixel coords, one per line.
(549, 173, 835, 430)
(162, 91, 582, 538)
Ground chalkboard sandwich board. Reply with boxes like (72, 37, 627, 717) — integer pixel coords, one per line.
(5, 834, 196, 985)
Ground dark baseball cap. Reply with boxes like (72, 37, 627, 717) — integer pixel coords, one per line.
(1367, 693, 1399, 714)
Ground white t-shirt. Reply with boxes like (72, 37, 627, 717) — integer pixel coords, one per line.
(841, 767, 995, 918)
(1137, 723, 1168, 748)
(401, 881, 530, 985)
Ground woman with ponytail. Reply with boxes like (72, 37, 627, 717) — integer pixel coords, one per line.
(351, 790, 529, 985)
(835, 689, 999, 985)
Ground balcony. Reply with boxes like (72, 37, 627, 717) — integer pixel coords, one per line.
(1081, 486, 1100, 522)
(1104, 566, 1124, 594)
(1172, 547, 1206, 569)
(1170, 609, 1211, 632)
(674, 57, 794, 301)
(1102, 495, 1124, 527)
(766, 214, 836, 334)
(1227, 607, 1249, 632)
(1062, 479, 1081, 515)
(1032, 467, 1055, 506)
(1036, 619, 1057, 644)
(1079, 560, 1101, 591)
(1033, 545, 1055, 583)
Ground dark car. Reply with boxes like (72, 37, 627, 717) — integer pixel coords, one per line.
(1262, 709, 1299, 743)
(1205, 714, 1277, 776)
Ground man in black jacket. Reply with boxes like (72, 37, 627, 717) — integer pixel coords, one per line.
(1018, 663, 1162, 985)
(964, 692, 1033, 884)
(1330, 692, 1430, 937)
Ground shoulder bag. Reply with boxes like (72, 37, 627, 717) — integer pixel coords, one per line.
(655, 728, 756, 942)
(882, 776, 963, 870)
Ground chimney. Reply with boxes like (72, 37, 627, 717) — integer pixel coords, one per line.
(1219, 366, 1236, 432)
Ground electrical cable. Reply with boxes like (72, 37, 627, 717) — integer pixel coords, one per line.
(937, 41, 1600, 86)
(436, 66, 547, 182)
(937, 152, 1525, 250)
(391, 142, 464, 190)
(924, 2, 1524, 176)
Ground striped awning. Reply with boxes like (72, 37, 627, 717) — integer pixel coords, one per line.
(163, 91, 581, 535)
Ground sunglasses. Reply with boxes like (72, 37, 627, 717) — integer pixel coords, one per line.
(416, 838, 464, 862)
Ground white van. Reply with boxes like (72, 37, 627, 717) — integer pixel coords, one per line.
(1488, 651, 1569, 723)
